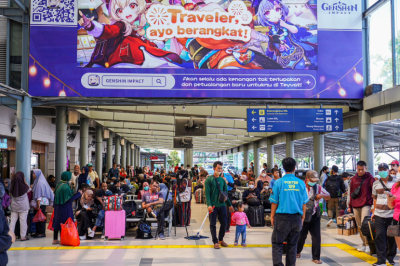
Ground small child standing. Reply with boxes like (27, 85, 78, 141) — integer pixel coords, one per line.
(231, 203, 251, 246)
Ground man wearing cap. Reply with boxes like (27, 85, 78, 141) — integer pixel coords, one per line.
(371, 163, 397, 266)
(297, 170, 331, 264)
(390, 160, 399, 175)
(87, 163, 100, 189)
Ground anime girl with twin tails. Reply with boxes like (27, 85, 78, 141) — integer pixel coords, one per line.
(255, 0, 317, 69)
(78, 0, 182, 68)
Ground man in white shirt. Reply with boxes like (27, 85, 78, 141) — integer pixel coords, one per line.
(87, 163, 99, 189)
(70, 164, 80, 193)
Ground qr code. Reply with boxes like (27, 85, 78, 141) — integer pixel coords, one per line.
(31, 0, 75, 25)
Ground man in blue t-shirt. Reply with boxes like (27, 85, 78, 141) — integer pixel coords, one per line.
(270, 157, 308, 266)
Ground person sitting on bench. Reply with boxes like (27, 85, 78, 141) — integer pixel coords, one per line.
(141, 181, 164, 218)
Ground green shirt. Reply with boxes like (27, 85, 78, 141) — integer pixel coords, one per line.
(205, 175, 232, 208)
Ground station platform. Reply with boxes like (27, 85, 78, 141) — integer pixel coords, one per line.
(7, 203, 380, 266)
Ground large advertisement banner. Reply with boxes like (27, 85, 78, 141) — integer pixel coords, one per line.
(29, 0, 363, 98)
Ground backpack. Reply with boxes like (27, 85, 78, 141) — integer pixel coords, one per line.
(2, 192, 11, 209)
(304, 185, 320, 223)
(325, 175, 341, 198)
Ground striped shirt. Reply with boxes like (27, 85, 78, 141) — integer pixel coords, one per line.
(372, 179, 395, 218)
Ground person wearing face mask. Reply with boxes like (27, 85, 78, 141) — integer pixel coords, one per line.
(242, 181, 261, 206)
(70, 164, 80, 193)
(389, 169, 397, 182)
(138, 182, 149, 200)
(347, 161, 375, 253)
(260, 181, 272, 209)
(324, 165, 346, 227)
(371, 163, 397, 266)
(297, 170, 330, 264)
(256, 169, 272, 185)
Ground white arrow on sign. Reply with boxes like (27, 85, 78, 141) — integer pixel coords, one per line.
(335, 126, 339, 130)
(335, 118, 339, 122)
(252, 118, 256, 122)
(334, 110, 339, 115)
(252, 126, 257, 130)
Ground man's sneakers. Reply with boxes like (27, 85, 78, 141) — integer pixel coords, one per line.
(365, 246, 370, 253)
(357, 246, 366, 252)
(79, 235, 86, 240)
(387, 260, 395, 266)
(373, 263, 387, 266)
(322, 212, 328, 216)
(326, 219, 334, 227)
(88, 229, 95, 238)
(101, 235, 105, 239)
(158, 233, 165, 240)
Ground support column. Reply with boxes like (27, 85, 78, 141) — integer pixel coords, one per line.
(313, 133, 325, 174)
(343, 151, 346, 172)
(285, 133, 294, 158)
(253, 141, 260, 178)
(121, 139, 126, 169)
(185, 148, 193, 167)
(79, 118, 89, 167)
(359, 110, 375, 174)
(115, 135, 121, 166)
(127, 141, 131, 168)
(164, 155, 167, 169)
(15, 97, 33, 182)
(95, 125, 103, 181)
(55, 107, 67, 183)
(131, 144, 135, 167)
(106, 131, 113, 173)
(243, 144, 248, 170)
(267, 138, 274, 169)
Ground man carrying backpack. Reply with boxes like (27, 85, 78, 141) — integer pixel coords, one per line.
(324, 165, 345, 227)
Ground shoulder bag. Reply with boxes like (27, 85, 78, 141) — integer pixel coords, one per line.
(351, 177, 365, 199)
(214, 178, 228, 203)
(387, 215, 400, 237)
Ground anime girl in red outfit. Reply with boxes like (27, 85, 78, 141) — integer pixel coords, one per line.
(78, 0, 182, 68)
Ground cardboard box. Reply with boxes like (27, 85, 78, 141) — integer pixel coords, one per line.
(337, 215, 355, 229)
(45, 206, 54, 213)
(338, 226, 357, 236)
(46, 213, 52, 223)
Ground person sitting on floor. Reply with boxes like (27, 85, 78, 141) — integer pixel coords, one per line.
(142, 181, 164, 218)
(76, 190, 96, 240)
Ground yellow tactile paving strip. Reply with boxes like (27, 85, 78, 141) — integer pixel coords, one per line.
(9, 243, 380, 264)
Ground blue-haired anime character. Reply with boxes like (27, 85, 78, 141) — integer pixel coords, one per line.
(255, 0, 317, 69)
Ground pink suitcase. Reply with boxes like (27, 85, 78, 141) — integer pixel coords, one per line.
(104, 210, 125, 241)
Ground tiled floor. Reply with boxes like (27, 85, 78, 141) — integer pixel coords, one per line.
(6, 203, 388, 265)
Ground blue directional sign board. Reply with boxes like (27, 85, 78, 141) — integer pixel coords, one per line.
(247, 109, 343, 133)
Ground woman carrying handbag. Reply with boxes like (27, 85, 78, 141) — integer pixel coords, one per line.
(387, 180, 400, 266)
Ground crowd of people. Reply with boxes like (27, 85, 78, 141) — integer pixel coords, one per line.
(1, 158, 400, 266)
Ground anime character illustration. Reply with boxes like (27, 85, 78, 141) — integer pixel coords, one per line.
(47, 0, 61, 8)
(78, 0, 182, 68)
(168, 1, 282, 69)
(255, 0, 317, 69)
(88, 75, 100, 86)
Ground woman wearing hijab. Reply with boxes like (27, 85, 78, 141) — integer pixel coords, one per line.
(52, 171, 81, 244)
(75, 190, 95, 240)
(32, 169, 54, 238)
(9, 172, 30, 241)
(77, 166, 89, 191)
(137, 182, 149, 200)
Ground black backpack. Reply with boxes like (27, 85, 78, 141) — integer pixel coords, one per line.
(325, 175, 341, 198)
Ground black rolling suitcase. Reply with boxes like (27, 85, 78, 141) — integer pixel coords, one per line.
(361, 216, 377, 255)
(247, 205, 265, 227)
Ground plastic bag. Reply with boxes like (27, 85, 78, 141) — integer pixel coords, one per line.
(47, 211, 54, 231)
(32, 209, 46, 223)
(60, 217, 80, 246)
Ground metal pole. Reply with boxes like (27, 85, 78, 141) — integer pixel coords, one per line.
(131, 144, 135, 167)
(127, 141, 131, 168)
(80, 118, 89, 167)
(313, 133, 325, 175)
(343, 151, 346, 172)
(253, 141, 260, 178)
(286, 133, 294, 158)
(267, 138, 274, 169)
(106, 131, 113, 173)
(243, 144, 248, 170)
(55, 107, 67, 183)
(95, 125, 103, 180)
(115, 135, 121, 166)
(15, 97, 32, 182)
(391, 0, 397, 86)
(359, 110, 375, 175)
(121, 139, 126, 169)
